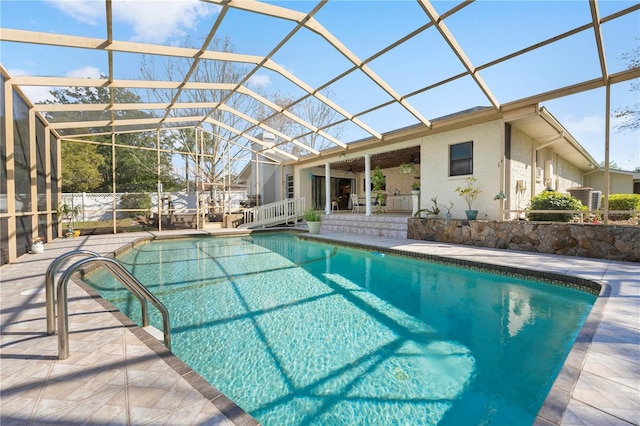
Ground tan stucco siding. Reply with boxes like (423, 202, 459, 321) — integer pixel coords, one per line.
(509, 127, 535, 213)
(555, 156, 583, 194)
(584, 172, 634, 194)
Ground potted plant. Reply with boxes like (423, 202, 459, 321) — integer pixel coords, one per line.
(440, 201, 454, 219)
(372, 166, 386, 215)
(57, 202, 81, 237)
(399, 163, 415, 174)
(414, 196, 440, 219)
(303, 208, 323, 234)
(455, 177, 481, 220)
(411, 181, 420, 194)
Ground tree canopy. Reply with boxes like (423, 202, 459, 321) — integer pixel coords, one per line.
(43, 83, 182, 193)
(60, 142, 104, 193)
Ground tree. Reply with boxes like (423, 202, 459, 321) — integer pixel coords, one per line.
(613, 43, 639, 132)
(42, 83, 181, 193)
(139, 37, 257, 188)
(599, 160, 621, 170)
(61, 142, 105, 192)
(139, 36, 346, 188)
(257, 91, 346, 154)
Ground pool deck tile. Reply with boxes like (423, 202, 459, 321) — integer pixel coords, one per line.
(1, 228, 638, 425)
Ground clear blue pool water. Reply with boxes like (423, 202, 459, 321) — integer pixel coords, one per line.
(85, 233, 596, 425)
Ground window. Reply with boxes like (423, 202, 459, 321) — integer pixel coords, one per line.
(286, 175, 294, 199)
(450, 141, 473, 176)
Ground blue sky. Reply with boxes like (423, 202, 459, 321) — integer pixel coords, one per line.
(1, 0, 638, 170)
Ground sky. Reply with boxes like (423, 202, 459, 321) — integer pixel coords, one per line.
(1, 0, 639, 171)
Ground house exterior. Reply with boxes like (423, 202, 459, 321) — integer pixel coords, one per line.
(583, 169, 640, 196)
(262, 104, 600, 221)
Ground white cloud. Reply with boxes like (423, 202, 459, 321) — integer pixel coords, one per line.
(65, 66, 102, 79)
(112, 0, 217, 44)
(44, 0, 102, 25)
(248, 74, 272, 88)
(7, 67, 52, 103)
(43, 0, 218, 44)
(7, 66, 103, 104)
(21, 86, 55, 104)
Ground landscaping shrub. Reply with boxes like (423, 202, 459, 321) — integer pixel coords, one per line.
(119, 193, 152, 218)
(607, 194, 640, 220)
(527, 191, 585, 222)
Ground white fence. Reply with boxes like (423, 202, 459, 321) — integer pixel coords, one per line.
(61, 191, 247, 221)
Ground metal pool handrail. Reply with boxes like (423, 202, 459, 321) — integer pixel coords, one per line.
(55, 256, 171, 359)
(45, 250, 101, 335)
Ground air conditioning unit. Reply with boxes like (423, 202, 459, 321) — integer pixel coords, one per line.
(591, 191, 602, 210)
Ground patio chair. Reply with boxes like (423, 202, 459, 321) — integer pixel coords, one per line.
(350, 193, 363, 213)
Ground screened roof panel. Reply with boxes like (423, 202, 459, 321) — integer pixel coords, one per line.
(446, 1, 593, 66)
(110, 1, 220, 45)
(315, 1, 428, 60)
(128, 87, 178, 104)
(187, 59, 254, 85)
(322, 69, 396, 115)
(1, 0, 638, 169)
(1, 42, 108, 80)
(407, 76, 490, 121)
(269, 27, 355, 88)
(482, 31, 605, 104)
(248, 68, 309, 100)
(211, 6, 299, 57)
(323, 121, 370, 145)
(601, 11, 640, 74)
(0, 1, 107, 37)
(356, 103, 420, 137)
(367, 27, 467, 96)
(598, 1, 638, 16)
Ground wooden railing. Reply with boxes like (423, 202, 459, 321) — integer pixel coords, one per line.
(239, 197, 306, 229)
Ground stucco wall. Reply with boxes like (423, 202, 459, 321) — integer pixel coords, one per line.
(408, 218, 639, 262)
(584, 172, 635, 194)
(420, 120, 503, 220)
(509, 127, 535, 215)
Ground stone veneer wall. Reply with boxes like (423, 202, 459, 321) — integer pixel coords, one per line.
(407, 219, 639, 262)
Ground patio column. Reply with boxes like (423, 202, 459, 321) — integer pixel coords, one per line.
(325, 163, 331, 214)
(364, 154, 372, 216)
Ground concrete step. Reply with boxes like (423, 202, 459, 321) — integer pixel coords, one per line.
(319, 213, 410, 238)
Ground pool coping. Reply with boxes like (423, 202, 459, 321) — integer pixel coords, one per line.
(80, 229, 611, 425)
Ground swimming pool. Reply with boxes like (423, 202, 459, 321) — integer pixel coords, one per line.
(85, 233, 596, 425)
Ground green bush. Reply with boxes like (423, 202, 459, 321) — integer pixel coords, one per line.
(119, 193, 152, 218)
(608, 194, 640, 220)
(527, 191, 585, 222)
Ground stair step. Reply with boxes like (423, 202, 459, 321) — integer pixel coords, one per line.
(320, 213, 409, 238)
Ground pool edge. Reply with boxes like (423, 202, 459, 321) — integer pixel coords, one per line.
(87, 231, 608, 425)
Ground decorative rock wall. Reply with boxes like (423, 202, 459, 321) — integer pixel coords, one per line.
(407, 219, 640, 262)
